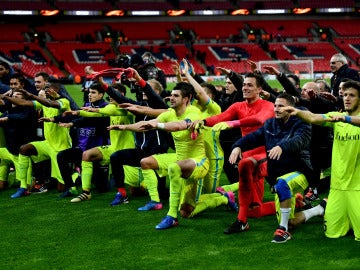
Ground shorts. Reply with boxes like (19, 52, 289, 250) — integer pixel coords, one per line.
(180, 157, 210, 207)
(124, 166, 145, 188)
(30, 140, 66, 182)
(0, 148, 18, 180)
(152, 153, 177, 177)
(324, 189, 360, 241)
(96, 145, 117, 166)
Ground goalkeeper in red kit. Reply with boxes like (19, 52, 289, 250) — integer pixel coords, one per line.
(195, 72, 276, 233)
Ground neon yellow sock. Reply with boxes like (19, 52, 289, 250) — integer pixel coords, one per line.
(167, 163, 183, 218)
(17, 154, 31, 189)
(81, 161, 93, 190)
(72, 171, 79, 183)
(26, 160, 33, 187)
(222, 182, 239, 193)
(142, 169, 160, 202)
(190, 193, 227, 217)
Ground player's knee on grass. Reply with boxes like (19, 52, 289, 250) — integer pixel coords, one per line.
(180, 203, 195, 218)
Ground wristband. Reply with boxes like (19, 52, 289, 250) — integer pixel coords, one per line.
(157, 123, 165, 129)
(344, 116, 351, 123)
(138, 79, 146, 88)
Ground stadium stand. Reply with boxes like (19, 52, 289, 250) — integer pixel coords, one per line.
(34, 22, 101, 42)
(268, 42, 338, 72)
(317, 19, 360, 37)
(245, 20, 314, 39)
(0, 12, 359, 79)
(46, 42, 114, 76)
(106, 21, 173, 41)
(0, 42, 64, 78)
(333, 37, 360, 67)
(0, 24, 29, 42)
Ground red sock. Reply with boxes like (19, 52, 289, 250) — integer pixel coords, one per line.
(237, 159, 256, 223)
(118, 187, 127, 197)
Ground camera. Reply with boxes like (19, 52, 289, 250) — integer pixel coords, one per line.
(120, 72, 143, 101)
(108, 54, 131, 68)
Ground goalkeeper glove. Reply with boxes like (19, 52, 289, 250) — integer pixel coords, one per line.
(212, 120, 240, 131)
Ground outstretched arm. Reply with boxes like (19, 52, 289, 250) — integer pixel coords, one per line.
(27, 88, 62, 108)
(119, 103, 167, 117)
(108, 120, 149, 132)
(139, 118, 189, 132)
(325, 114, 360, 127)
(281, 106, 325, 125)
(2, 95, 33, 107)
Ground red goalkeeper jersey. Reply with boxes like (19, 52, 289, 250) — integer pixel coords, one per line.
(205, 98, 274, 158)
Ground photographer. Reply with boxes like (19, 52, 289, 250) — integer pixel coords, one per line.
(129, 53, 167, 94)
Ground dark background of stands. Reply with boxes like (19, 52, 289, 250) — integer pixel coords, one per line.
(0, 0, 359, 83)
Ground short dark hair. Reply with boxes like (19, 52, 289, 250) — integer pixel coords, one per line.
(276, 92, 295, 107)
(173, 82, 195, 100)
(315, 79, 331, 92)
(47, 82, 61, 92)
(89, 83, 105, 94)
(342, 80, 360, 96)
(200, 82, 217, 98)
(0, 61, 10, 71)
(245, 72, 265, 88)
(10, 73, 26, 85)
(35, 71, 50, 81)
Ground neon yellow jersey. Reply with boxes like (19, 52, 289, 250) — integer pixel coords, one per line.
(157, 105, 206, 161)
(323, 112, 360, 190)
(33, 98, 71, 151)
(79, 103, 135, 150)
(193, 99, 223, 160)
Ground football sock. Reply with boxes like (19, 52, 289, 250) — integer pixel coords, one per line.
(167, 163, 183, 218)
(221, 182, 239, 193)
(279, 208, 292, 231)
(26, 160, 33, 187)
(189, 193, 226, 217)
(237, 159, 256, 223)
(142, 169, 160, 202)
(71, 171, 79, 183)
(303, 203, 325, 222)
(117, 187, 127, 197)
(81, 161, 93, 190)
(17, 154, 31, 189)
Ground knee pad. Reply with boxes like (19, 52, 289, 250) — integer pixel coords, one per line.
(275, 179, 291, 202)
